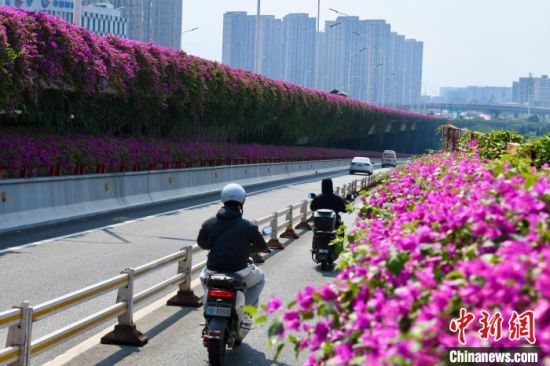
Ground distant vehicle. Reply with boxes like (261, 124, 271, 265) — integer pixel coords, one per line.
(381, 150, 397, 168)
(329, 89, 349, 98)
(349, 157, 373, 175)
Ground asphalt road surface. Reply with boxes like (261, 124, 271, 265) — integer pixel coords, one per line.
(0, 167, 391, 365)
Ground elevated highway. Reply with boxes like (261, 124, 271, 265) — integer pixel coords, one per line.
(0, 166, 392, 365)
(400, 102, 550, 116)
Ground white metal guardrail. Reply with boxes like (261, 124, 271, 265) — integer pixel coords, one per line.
(0, 173, 386, 365)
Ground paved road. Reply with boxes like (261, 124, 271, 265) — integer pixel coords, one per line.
(0, 168, 389, 364)
(64, 212, 355, 366)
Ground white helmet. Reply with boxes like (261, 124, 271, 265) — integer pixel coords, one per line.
(221, 183, 246, 204)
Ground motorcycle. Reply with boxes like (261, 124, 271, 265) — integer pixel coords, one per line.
(202, 273, 251, 366)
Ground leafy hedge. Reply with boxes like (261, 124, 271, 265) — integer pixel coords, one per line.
(460, 129, 550, 166)
(263, 149, 550, 365)
(0, 7, 441, 148)
(524, 134, 550, 167)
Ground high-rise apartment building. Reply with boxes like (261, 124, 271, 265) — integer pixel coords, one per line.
(222, 12, 255, 71)
(1, 0, 128, 38)
(222, 12, 283, 79)
(221, 11, 423, 106)
(282, 13, 316, 87)
(385, 32, 405, 107)
(513, 75, 550, 107)
(259, 15, 283, 79)
(111, 0, 182, 49)
(318, 17, 360, 93)
(360, 20, 391, 104)
(402, 39, 423, 107)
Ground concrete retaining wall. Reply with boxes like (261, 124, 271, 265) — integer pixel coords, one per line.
(0, 160, 348, 233)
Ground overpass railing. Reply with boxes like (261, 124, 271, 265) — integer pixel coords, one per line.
(0, 173, 386, 366)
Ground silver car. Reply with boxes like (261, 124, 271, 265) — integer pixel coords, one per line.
(349, 157, 373, 175)
(381, 150, 397, 168)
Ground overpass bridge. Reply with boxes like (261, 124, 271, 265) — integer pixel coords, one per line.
(399, 102, 550, 117)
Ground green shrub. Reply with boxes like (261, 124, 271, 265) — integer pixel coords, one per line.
(476, 129, 524, 160)
(525, 133, 550, 167)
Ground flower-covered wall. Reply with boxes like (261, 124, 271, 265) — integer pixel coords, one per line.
(0, 7, 444, 153)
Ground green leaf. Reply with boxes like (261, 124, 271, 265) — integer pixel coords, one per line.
(386, 250, 410, 276)
(243, 305, 258, 317)
(274, 343, 285, 361)
(445, 270, 465, 280)
(268, 321, 284, 338)
(286, 300, 297, 309)
(255, 315, 267, 324)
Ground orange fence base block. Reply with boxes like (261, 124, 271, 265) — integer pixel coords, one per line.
(100, 324, 148, 347)
(166, 290, 203, 308)
(295, 221, 312, 231)
(267, 239, 285, 250)
(280, 229, 299, 239)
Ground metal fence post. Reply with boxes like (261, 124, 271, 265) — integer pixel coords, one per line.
(167, 246, 202, 307)
(267, 212, 284, 250)
(6, 302, 32, 366)
(101, 268, 148, 346)
(295, 199, 312, 230)
(280, 205, 298, 239)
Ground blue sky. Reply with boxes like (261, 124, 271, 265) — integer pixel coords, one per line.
(182, 0, 550, 95)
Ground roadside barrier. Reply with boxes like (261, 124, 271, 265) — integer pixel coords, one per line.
(0, 173, 387, 366)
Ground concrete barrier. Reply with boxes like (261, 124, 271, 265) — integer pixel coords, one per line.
(0, 160, 349, 233)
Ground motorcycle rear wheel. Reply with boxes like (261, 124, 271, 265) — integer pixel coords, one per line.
(208, 336, 226, 366)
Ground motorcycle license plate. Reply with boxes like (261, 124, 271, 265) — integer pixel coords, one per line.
(206, 305, 231, 317)
(318, 249, 329, 253)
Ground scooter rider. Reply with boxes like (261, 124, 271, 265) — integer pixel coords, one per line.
(310, 178, 347, 218)
(198, 183, 269, 307)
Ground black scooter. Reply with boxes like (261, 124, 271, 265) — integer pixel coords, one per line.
(307, 193, 341, 270)
(312, 208, 339, 270)
(307, 192, 358, 270)
(202, 273, 250, 366)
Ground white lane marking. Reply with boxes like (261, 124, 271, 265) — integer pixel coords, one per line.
(0, 170, 348, 254)
(42, 277, 203, 366)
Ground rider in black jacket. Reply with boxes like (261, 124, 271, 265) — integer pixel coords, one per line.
(198, 183, 268, 307)
(198, 203, 267, 272)
(310, 178, 347, 214)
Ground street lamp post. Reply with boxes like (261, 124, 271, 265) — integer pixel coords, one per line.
(255, 0, 261, 74)
(315, 0, 321, 89)
(317, 22, 341, 91)
(347, 47, 367, 96)
(73, 0, 82, 26)
(182, 27, 199, 35)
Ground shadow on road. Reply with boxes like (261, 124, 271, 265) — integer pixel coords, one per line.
(315, 266, 338, 278)
(93, 307, 201, 366)
(224, 343, 293, 366)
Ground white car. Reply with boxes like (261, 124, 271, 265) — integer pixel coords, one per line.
(349, 157, 373, 175)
